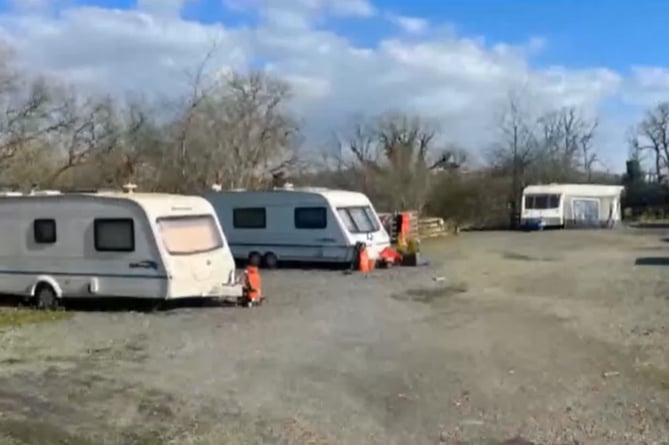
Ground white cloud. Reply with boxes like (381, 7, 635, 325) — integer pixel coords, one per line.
(0, 1, 650, 170)
(327, 0, 375, 17)
(10, 0, 47, 9)
(387, 13, 428, 35)
(228, 0, 375, 26)
(137, 0, 194, 17)
(619, 67, 669, 107)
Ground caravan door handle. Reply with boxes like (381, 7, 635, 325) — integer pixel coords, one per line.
(316, 237, 336, 243)
(129, 260, 158, 270)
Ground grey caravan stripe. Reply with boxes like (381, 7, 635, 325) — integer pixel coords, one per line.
(228, 242, 388, 248)
(229, 242, 349, 248)
(0, 270, 168, 280)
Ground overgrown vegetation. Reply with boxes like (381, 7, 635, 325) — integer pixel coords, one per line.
(0, 308, 72, 329)
(3, 40, 663, 228)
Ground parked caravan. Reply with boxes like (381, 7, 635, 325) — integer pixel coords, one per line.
(0, 188, 242, 309)
(203, 187, 391, 267)
(521, 183, 624, 229)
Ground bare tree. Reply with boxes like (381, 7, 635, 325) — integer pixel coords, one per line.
(170, 43, 220, 191)
(92, 97, 164, 188)
(535, 107, 597, 182)
(45, 93, 124, 186)
(180, 70, 300, 191)
(0, 53, 74, 181)
(333, 112, 460, 212)
(633, 101, 669, 182)
(488, 90, 538, 214)
(580, 120, 598, 182)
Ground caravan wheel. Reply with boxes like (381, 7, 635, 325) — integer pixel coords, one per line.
(263, 252, 278, 269)
(34, 284, 59, 311)
(248, 252, 262, 267)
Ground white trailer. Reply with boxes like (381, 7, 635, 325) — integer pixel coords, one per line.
(0, 189, 243, 309)
(203, 187, 391, 267)
(521, 183, 624, 229)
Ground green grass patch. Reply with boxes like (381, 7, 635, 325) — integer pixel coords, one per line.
(641, 366, 669, 391)
(0, 308, 72, 329)
(0, 419, 95, 445)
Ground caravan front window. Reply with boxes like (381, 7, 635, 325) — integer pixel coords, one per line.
(337, 206, 380, 233)
(158, 215, 223, 255)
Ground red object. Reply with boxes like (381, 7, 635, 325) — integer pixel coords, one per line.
(358, 245, 370, 272)
(379, 246, 402, 264)
(400, 212, 410, 233)
(244, 265, 262, 302)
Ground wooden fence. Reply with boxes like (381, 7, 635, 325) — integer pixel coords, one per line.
(418, 217, 448, 238)
(378, 211, 448, 241)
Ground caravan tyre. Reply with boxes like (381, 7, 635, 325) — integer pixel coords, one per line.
(35, 284, 58, 311)
(262, 252, 278, 269)
(248, 252, 262, 267)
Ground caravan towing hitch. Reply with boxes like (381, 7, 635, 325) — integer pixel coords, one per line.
(237, 295, 265, 308)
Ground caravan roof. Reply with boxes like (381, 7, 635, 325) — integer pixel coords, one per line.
(218, 187, 373, 207)
(523, 183, 624, 197)
(0, 191, 212, 216)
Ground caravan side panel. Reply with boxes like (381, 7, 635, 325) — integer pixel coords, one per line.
(0, 198, 168, 299)
(205, 191, 357, 264)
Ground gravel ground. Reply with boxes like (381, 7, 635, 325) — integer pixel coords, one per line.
(0, 227, 668, 444)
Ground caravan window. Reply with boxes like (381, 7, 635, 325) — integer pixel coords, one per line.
(337, 206, 380, 233)
(33, 219, 56, 244)
(524, 194, 560, 209)
(233, 208, 266, 229)
(295, 207, 327, 229)
(158, 215, 223, 255)
(94, 218, 135, 252)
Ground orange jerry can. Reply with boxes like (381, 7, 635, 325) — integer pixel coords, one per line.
(242, 265, 263, 306)
(358, 245, 370, 273)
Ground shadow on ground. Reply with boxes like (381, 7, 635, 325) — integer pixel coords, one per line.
(0, 295, 239, 313)
(629, 222, 669, 229)
(235, 258, 352, 271)
(635, 257, 669, 266)
(502, 252, 559, 262)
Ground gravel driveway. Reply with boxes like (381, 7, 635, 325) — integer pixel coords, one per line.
(0, 227, 668, 444)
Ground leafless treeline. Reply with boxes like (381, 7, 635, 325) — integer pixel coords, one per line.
(0, 41, 630, 225)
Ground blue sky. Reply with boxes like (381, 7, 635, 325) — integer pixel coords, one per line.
(7, 0, 662, 71)
(0, 0, 667, 171)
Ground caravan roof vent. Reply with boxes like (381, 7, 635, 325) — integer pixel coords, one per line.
(122, 183, 138, 194)
(211, 184, 222, 192)
(29, 190, 61, 196)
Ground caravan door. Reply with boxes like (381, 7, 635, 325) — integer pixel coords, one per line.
(572, 198, 600, 227)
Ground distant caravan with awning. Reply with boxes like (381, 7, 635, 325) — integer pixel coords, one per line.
(520, 183, 624, 229)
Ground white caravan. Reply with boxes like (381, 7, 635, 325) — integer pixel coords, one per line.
(0, 189, 242, 308)
(203, 187, 391, 267)
(521, 183, 624, 228)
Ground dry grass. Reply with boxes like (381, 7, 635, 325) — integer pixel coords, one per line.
(0, 307, 72, 329)
(640, 366, 669, 391)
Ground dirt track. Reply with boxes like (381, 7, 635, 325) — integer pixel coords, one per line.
(0, 228, 668, 444)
